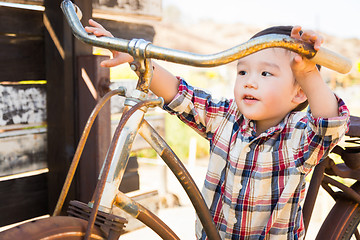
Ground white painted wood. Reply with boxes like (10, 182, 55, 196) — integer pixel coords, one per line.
(0, 129, 47, 177)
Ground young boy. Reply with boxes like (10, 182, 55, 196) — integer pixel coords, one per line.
(85, 21, 350, 239)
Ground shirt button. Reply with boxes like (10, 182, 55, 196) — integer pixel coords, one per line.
(259, 145, 264, 152)
(245, 146, 251, 152)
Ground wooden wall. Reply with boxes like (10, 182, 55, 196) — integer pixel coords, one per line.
(0, 0, 159, 227)
(0, 3, 47, 226)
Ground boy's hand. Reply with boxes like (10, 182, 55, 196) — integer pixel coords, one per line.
(85, 19, 133, 67)
(291, 26, 324, 51)
(290, 26, 323, 80)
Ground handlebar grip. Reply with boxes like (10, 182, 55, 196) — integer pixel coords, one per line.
(310, 47, 352, 74)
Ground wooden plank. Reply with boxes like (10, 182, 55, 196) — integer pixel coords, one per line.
(0, 0, 43, 5)
(94, 18, 155, 41)
(0, 6, 43, 36)
(0, 173, 48, 227)
(0, 6, 45, 81)
(0, 129, 47, 177)
(93, 0, 162, 20)
(0, 84, 46, 125)
(0, 35, 45, 81)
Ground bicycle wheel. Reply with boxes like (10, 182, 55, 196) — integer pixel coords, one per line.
(316, 182, 360, 240)
(0, 216, 106, 240)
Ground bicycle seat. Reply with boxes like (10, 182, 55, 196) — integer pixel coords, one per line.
(347, 115, 360, 137)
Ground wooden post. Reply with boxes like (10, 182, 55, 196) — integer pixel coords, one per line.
(76, 55, 111, 203)
(44, 0, 92, 214)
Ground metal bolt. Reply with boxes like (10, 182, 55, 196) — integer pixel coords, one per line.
(130, 63, 137, 71)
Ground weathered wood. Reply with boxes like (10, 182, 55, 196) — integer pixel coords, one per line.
(0, 84, 46, 126)
(76, 55, 111, 202)
(94, 18, 155, 42)
(45, 0, 93, 213)
(0, 6, 43, 36)
(0, 129, 47, 177)
(93, 0, 162, 19)
(0, 0, 43, 5)
(0, 173, 48, 227)
(0, 35, 45, 81)
(0, 6, 45, 81)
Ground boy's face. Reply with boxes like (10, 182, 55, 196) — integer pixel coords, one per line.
(234, 48, 303, 131)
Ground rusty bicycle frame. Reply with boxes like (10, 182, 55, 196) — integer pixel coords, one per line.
(54, 1, 360, 239)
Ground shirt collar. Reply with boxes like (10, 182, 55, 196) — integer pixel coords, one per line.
(240, 112, 293, 138)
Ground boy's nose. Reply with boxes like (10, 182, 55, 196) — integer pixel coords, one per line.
(244, 76, 258, 89)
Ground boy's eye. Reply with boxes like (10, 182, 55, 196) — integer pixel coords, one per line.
(261, 71, 272, 77)
(238, 70, 247, 76)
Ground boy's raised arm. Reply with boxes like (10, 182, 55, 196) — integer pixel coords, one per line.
(291, 27, 339, 119)
(85, 19, 180, 104)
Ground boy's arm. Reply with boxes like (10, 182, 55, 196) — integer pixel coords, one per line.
(291, 26, 339, 118)
(150, 62, 180, 104)
(85, 19, 179, 104)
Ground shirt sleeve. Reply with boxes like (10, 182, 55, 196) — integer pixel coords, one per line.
(292, 95, 350, 174)
(163, 77, 232, 140)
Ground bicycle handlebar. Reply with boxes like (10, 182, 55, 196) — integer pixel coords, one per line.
(61, 0, 352, 74)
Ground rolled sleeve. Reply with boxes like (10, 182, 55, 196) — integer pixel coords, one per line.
(293, 95, 350, 173)
(306, 96, 350, 138)
(163, 77, 232, 140)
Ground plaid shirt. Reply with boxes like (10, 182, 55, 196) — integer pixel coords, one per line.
(164, 78, 350, 240)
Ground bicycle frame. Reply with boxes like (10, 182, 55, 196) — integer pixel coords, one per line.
(58, 1, 357, 239)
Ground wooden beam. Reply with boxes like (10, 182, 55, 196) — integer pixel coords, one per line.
(76, 55, 111, 203)
(44, 0, 92, 213)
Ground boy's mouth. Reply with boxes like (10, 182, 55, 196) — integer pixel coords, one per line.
(243, 94, 259, 103)
(243, 94, 258, 100)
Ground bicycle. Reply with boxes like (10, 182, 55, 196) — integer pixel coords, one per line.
(1, 0, 359, 239)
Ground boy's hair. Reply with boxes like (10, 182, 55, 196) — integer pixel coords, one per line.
(250, 26, 320, 112)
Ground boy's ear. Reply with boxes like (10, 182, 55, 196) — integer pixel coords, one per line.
(292, 88, 307, 104)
